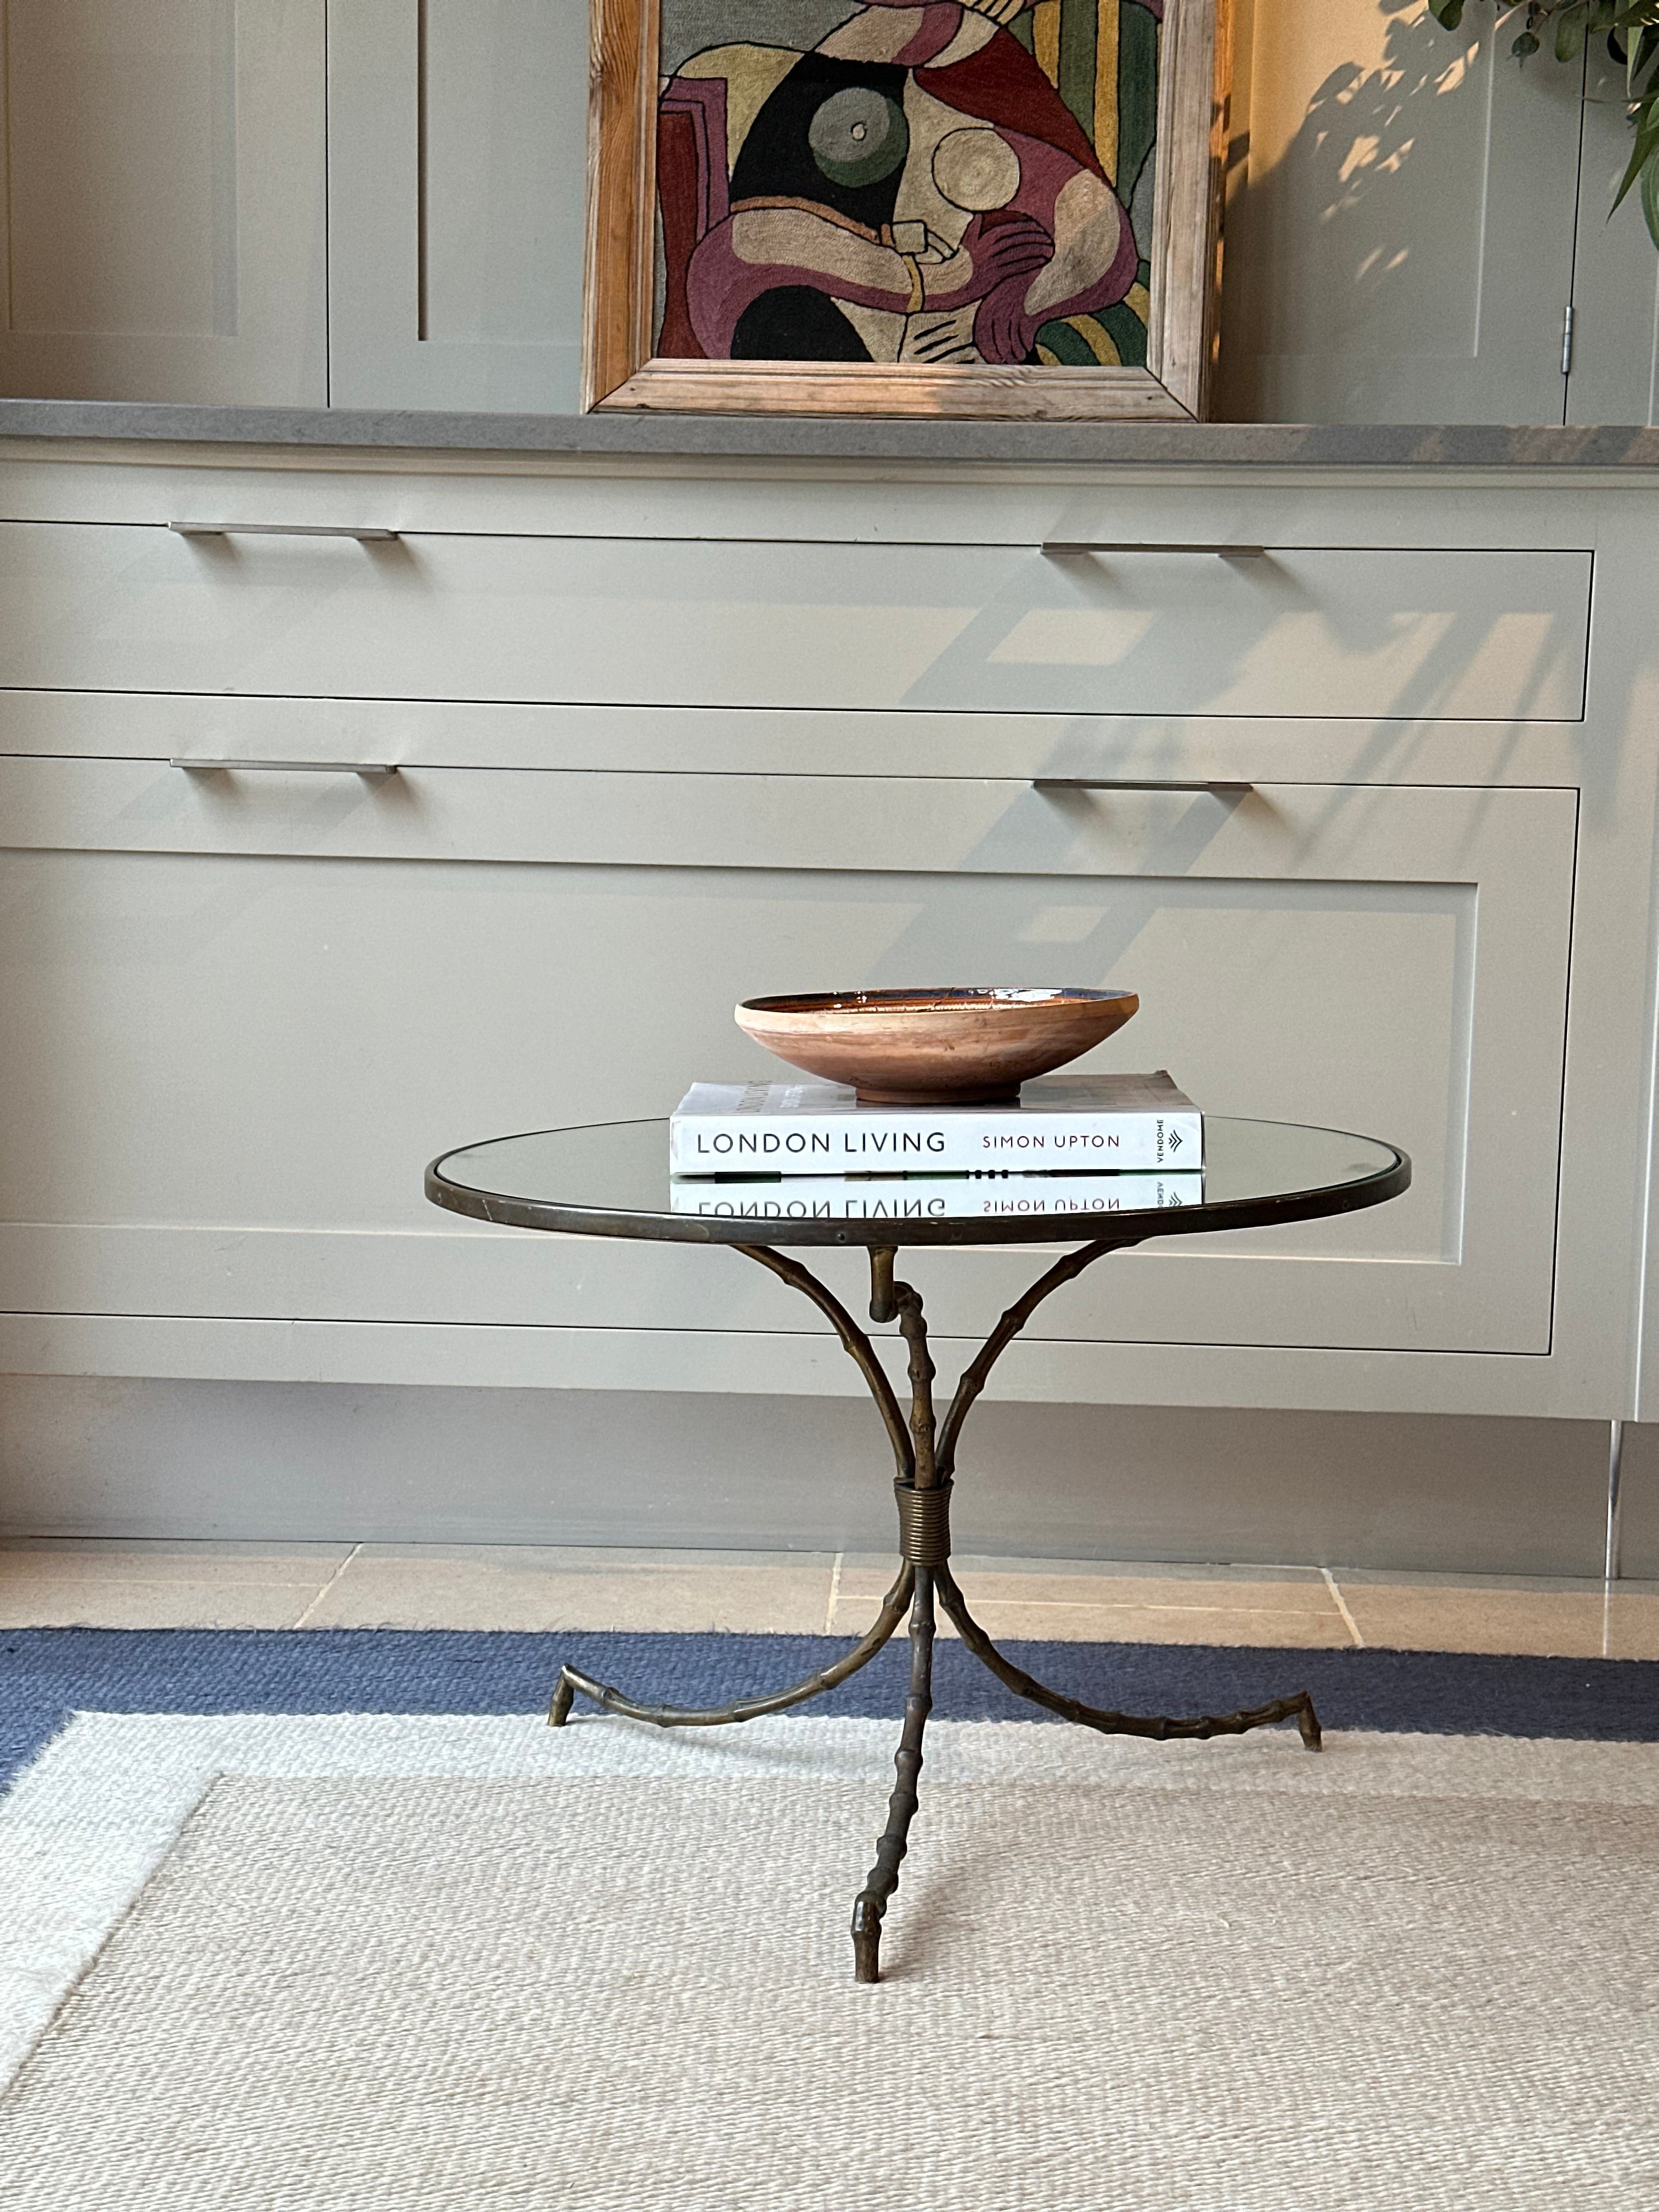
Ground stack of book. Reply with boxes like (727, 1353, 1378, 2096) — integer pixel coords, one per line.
(668, 1073, 1203, 1220)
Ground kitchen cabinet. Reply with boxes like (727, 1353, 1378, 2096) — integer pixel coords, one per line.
(0, 523, 1590, 722)
(0, 448, 1649, 1425)
(1219, 0, 1585, 424)
(325, 0, 586, 412)
(1565, 42, 1659, 426)
(0, 762, 1571, 1365)
(0, 0, 327, 405)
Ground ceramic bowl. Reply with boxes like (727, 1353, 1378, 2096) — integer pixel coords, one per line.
(734, 987, 1139, 1106)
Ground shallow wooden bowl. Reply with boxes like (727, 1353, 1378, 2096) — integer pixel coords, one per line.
(734, 988, 1139, 1107)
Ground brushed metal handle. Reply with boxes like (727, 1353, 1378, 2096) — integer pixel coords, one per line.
(172, 758, 398, 777)
(168, 522, 400, 541)
(1040, 541, 1267, 558)
(1033, 777, 1252, 795)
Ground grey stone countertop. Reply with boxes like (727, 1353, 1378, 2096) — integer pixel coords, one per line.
(2, 398, 1659, 469)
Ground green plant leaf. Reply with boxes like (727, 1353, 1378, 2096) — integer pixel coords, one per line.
(1612, 3, 1656, 54)
(1643, 145, 1659, 246)
(1423, 0, 1659, 252)
(1611, 108, 1659, 208)
(1557, 2, 1589, 61)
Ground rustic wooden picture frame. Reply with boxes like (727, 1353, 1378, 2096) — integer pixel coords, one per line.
(583, 0, 1231, 420)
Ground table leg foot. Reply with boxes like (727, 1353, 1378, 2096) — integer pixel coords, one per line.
(936, 1565, 1323, 1752)
(849, 1567, 935, 1984)
(545, 1565, 915, 1730)
(851, 1902, 882, 1984)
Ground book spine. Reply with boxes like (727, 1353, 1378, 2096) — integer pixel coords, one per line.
(669, 1113, 1201, 1176)
(669, 1175, 1205, 1221)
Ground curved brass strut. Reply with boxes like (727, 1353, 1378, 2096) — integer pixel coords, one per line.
(546, 1563, 914, 1729)
(934, 1564, 1322, 1750)
(546, 1239, 1323, 1986)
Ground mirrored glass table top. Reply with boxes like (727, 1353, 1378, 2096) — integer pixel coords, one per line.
(427, 1117, 1410, 1249)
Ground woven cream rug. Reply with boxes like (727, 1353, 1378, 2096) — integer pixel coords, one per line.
(1, 1720, 1656, 2210)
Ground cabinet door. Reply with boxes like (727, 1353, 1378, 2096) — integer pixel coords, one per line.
(0, 0, 326, 405)
(1219, 0, 1582, 424)
(0, 764, 1572, 1368)
(325, 0, 585, 411)
(1566, 43, 1659, 427)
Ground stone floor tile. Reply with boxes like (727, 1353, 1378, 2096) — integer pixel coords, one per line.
(305, 1549, 837, 1634)
(343, 1544, 819, 1575)
(1602, 1588, 1659, 1659)
(1331, 1581, 1610, 1657)
(836, 1557, 1336, 1593)
(0, 1576, 346, 1630)
(833, 1556, 1351, 1649)
(830, 1588, 1351, 1646)
(1331, 1565, 1607, 1595)
(958, 1555, 1328, 1584)
(0, 1541, 351, 1583)
(5, 1541, 1652, 1656)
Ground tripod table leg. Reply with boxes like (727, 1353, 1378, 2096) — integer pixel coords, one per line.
(935, 1564, 1322, 1751)
(547, 1564, 914, 1728)
(851, 1566, 936, 1983)
(546, 1234, 1322, 1991)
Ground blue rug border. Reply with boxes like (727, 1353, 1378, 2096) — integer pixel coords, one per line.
(3, 1627, 1656, 1798)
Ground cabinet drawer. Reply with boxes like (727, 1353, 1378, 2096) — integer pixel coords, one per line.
(0, 764, 1571, 1363)
(0, 524, 1590, 721)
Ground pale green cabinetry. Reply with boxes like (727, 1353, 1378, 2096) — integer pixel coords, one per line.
(0, 0, 329, 405)
(0, 444, 1650, 1427)
(1214, 0, 1659, 427)
(1566, 44, 1659, 426)
(0, 0, 587, 412)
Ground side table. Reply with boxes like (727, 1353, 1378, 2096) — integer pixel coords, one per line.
(427, 1116, 1409, 1982)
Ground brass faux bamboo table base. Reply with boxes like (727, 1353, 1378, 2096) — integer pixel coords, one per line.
(547, 1241, 1322, 1985)
(427, 1114, 1409, 1984)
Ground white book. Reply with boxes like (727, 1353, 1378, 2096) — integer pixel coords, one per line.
(669, 1172, 1205, 1222)
(669, 1072, 1201, 1177)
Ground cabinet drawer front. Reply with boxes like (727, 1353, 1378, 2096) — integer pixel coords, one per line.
(0, 526, 1589, 721)
(0, 769, 1571, 1359)
(0, 689, 1581, 785)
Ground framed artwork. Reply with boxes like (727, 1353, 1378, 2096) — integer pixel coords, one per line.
(584, 0, 1231, 420)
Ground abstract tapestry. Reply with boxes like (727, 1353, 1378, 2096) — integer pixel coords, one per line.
(655, 0, 1160, 370)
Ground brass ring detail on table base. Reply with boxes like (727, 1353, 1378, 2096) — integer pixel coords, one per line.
(547, 1239, 1323, 1985)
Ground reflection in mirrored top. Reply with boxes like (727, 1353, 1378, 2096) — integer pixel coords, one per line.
(668, 1172, 1205, 1223)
